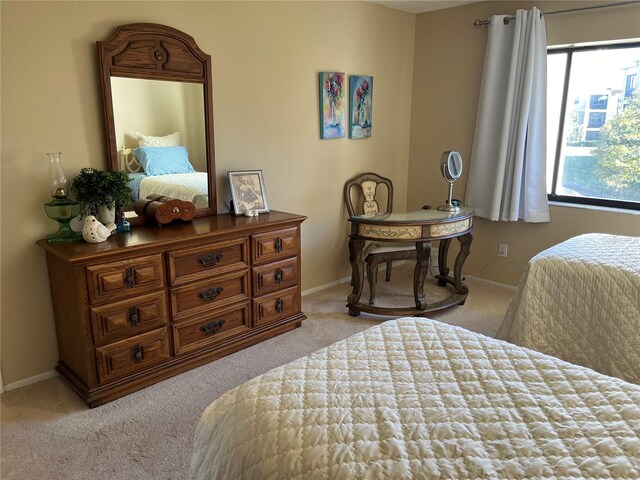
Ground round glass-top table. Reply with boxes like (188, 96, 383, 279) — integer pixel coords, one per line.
(347, 208, 474, 317)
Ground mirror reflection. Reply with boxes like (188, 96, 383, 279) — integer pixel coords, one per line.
(111, 77, 209, 209)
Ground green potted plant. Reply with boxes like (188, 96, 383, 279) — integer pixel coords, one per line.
(71, 168, 132, 224)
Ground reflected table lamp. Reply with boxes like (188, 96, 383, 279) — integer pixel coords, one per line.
(44, 152, 82, 243)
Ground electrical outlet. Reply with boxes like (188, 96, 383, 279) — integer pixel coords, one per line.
(498, 243, 508, 258)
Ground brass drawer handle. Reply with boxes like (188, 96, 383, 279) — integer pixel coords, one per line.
(274, 268, 283, 284)
(275, 298, 283, 313)
(197, 287, 224, 301)
(199, 319, 226, 335)
(128, 307, 139, 327)
(274, 237, 282, 253)
(197, 252, 223, 267)
(132, 344, 143, 364)
(125, 267, 136, 288)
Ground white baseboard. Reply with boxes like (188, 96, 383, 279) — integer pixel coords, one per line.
(466, 275, 517, 291)
(2, 370, 58, 393)
(302, 275, 351, 296)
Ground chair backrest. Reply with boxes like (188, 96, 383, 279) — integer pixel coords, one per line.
(343, 172, 394, 218)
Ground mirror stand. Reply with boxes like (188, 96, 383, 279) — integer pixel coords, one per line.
(437, 169, 460, 212)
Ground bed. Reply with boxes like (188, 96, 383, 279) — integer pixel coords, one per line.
(497, 233, 640, 385)
(132, 171, 209, 209)
(121, 146, 209, 208)
(191, 317, 640, 479)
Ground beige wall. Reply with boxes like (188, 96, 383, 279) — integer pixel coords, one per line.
(407, 1, 640, 286)
(0, 1, 415, 384)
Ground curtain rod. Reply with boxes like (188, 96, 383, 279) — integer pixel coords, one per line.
(473, 1, 640, 27)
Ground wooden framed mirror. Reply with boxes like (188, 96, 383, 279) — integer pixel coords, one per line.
(97, 23, 216, 219)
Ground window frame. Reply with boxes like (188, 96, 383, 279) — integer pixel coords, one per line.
(547, 41, 640, 211)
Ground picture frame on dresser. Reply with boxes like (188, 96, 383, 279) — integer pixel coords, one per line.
(228, 170, 270, 216)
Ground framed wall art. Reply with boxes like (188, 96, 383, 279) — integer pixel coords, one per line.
(318, 71, 345, 139)
(349, 75, 373, 139)
(228, 170, 270, 215)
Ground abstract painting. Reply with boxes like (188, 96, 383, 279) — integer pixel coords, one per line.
(319, 72, 345, 139)
(349, 75, 373, 139)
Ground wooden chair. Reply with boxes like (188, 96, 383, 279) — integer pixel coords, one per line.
(344, 172, 416, 304)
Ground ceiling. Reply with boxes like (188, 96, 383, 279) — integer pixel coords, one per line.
(370, 0, 480, 14)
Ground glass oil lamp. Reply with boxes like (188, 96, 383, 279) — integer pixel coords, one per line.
(44, 152, 82, 243)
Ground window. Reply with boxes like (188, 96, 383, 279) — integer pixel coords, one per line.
(589, 94, 608, 110)
(585, 130, 602, 141)
(547, 43, 640, 210)
(587, 112, 606, 128)
(626, 73, 637, 97)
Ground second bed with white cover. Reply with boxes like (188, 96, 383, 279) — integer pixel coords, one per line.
(497, 233, 640, 384)
(191, 317, 640, 479)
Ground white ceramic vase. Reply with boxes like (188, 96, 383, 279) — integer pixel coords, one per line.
(96, 205, 116, 225)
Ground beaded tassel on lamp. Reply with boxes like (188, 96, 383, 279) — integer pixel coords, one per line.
(44, 152, 82, 243)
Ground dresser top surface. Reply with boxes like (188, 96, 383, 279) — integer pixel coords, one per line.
(37, 211, 306, 262)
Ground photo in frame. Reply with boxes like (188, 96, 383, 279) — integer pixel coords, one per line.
(228, 170, 270, 215)
(349, 75, 373, 139)
(318, 71, 346, 139)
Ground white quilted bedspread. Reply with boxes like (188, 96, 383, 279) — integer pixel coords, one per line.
(191, 317, 640, 479)
(139, 172, 208, 209)
(497, 234, 640, 385)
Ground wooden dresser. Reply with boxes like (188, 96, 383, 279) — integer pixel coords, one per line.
(37, 211, 305, 407)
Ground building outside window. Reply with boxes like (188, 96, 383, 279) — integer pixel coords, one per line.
(547, 43, 640, 210)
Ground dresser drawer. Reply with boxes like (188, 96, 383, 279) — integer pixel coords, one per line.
(252, 257, 298, 296)
(90, 291, 168, 346)
(172, 302, 250, 356)
(86, 254, 165, 305)
(251, 227, 299, 265)
(171, 270, 249, 321)
(168, 237, 249, 286)
(252, 286, 300, 327)
(95, 328, 170, 383)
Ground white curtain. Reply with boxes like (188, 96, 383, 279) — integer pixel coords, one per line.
(465, 8, 550, 222)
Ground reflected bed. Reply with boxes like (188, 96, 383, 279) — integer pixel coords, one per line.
(129, 172, 209, 209)
(122, 147, 209, 209)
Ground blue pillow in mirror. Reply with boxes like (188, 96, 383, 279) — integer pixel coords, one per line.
(134, 146, 195, 176)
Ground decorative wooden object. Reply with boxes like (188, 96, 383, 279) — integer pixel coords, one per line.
(134, 195, 196, 226)
(98, 23, 217, 217)
(38, 211, 305, 407)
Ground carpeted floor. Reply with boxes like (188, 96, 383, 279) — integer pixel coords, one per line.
(0, 264, 513, 479)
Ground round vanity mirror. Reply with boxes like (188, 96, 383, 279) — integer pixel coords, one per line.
(442, 150, 463, 181)
(437, 150, 463, 212)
